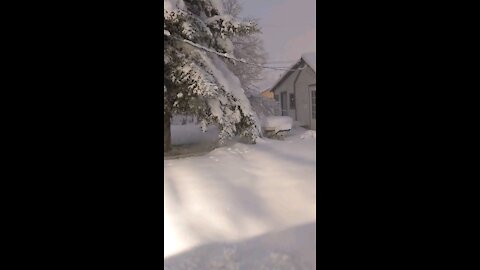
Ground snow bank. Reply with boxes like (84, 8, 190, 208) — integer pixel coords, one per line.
(164, 222, 315, 270)
(262, 116, 293, 132)
(300, 130, 316, 140)
(164, 126, 316, 261)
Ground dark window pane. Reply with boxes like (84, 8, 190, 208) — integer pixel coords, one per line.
(311, 91, 316, 119)
(281, 92, 287, 116)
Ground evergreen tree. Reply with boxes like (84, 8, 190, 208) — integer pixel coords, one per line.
(220, 0, 277, 124)
(164, 0, 260, 152)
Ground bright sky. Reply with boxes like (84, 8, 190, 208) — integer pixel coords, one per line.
(240, 0, 316, 90)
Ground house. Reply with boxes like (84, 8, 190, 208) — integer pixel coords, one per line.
(271, 52, 316, 130)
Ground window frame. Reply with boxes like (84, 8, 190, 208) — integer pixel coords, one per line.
(289, 93, 296, 110)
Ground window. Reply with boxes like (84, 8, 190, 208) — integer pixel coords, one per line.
(281, 92, 288, 116)
(289, 94, 295, 109)
(274, 95, 279, 102)
(311, 90, 316, 119)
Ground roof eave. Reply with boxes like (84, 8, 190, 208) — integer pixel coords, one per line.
(270, 60, 304, 92)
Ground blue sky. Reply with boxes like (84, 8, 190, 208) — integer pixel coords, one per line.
(240, 0, 316, 90)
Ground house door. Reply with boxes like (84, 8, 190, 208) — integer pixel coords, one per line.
(280, 92, 288, 116)
(309, 86, 316, 130)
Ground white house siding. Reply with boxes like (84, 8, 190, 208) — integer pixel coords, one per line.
(274, 69, 300, 120)
(294, 65, 316, 129)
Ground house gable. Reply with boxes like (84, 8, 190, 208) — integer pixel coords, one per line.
(271, 60, 304, 94)
(269, 53, 316, 130)
(271, 53, 316, 94)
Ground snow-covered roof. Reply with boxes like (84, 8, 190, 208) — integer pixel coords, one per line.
(270, 52, 316, 91)
(301, 52, 316, 73)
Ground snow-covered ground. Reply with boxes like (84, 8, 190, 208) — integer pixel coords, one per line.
(164, 124, 316, 269)
(171, 123, 219, 146)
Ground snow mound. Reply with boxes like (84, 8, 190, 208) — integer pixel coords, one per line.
(300, 130, 316, 140)
(164, 222, 315, 270)
(263, 116, 292, 132)
(164, 125, 316, 262)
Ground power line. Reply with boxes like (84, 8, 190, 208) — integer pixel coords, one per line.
(264, 60, 297, 64)
(168, 35, 305, 71)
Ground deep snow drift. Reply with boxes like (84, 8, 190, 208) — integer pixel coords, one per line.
(164, 124, 316, 269)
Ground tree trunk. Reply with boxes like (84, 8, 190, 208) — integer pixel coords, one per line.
(164, 113, 171, 152)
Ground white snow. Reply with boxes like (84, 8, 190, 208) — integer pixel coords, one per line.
(216, 37, 234, 54)
(205, 15, 234, 25)
(300, 130, 316, 140)
(209, 0, 225, 14)
(164, 125, 316, 269)
(200, 51, 262, 135)
(164, 0, 185, 12)
(164, 223, 315, 270)
(201, 53, 253, 115)
(269, 52, 316, 90)
(301, 52, 316, 73)
(263, 116, 293, 132)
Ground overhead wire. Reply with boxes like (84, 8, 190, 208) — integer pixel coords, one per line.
(168, 35, 305, 72)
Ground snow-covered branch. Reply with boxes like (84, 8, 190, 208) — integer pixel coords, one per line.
(169, 36, 305, 71)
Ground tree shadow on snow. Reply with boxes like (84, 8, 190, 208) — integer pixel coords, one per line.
(164, 221, 316, 270)
(254, 141, 316, 168)
(164, 162, 282, 247)
(164, 136, 316, 256)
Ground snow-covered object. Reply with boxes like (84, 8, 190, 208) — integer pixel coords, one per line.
(164, 0, 260, 144)
(269, 52, 316, 92)
(263, 116, 293, 132)
(301, 52, 316, 72)
(202, 53, 259, 126)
